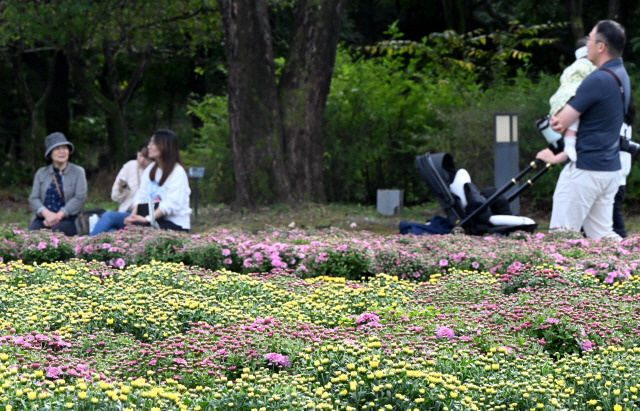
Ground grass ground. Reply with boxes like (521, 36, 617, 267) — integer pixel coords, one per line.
(181, 202, 640, 235)
(4, 186, 640, 236)
(0, 196, 435, 235)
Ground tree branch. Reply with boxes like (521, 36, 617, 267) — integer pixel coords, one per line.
(132, 7, 216, 32)
(121, 54, 149, 104)
(478, 0, 510, 28)
(67, 54, 117, 114)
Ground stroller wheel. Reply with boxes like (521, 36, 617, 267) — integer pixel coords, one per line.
(451, 226, 465, 235)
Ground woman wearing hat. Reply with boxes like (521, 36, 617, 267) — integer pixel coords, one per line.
(28, 132, 87, 236)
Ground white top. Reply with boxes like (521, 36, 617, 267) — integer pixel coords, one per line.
(134, 162, 192, 229)
(111, 160, 142, 212)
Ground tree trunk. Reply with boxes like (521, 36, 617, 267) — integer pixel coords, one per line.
(441, 0, 455, 31)
(219, 0, 345, 207)
(46, 52, 70, 136)
(607, 0, 621, 20)
(278, 0, 346, 202)
(562, 0, 585, 41)
(67, 47, 149, 168)
(13, 51, 57, 169)
(441, 0, 467, 32)
(219, 0, 290, 207)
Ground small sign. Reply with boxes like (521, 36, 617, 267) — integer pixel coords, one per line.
(188, 167, 205, 179)
(377, 189, 403, 216)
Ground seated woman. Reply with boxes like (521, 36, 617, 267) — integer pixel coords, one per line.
(29, 132, 87, 236)
(124, 129, 191, 231)
(89, 140, 151, 236)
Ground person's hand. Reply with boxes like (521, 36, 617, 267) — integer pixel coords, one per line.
(124, 214, 147, 225)
(42, 209, 62, 227)
(536, 148, 556, 164)
(118, 178, 128, 192)
(51, 211, 64, 227)
(536, 147, 568, 165)
(43, 214, 62, 227)
(549, 115, 566, 134)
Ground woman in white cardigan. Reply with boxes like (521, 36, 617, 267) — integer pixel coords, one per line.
(89, 141, 152, 236)
(110, 140, 152, 212)
(124, 129, 192, 231)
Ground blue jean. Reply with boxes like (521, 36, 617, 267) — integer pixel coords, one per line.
(89, 211, 130, 236)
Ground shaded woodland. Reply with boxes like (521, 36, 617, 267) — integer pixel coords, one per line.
(1, 0, 639, 207)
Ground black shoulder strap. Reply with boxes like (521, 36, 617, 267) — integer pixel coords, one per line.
(600, 67, 627, 115)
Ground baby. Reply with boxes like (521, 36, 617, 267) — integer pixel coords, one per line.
(547, 38, 597, 161)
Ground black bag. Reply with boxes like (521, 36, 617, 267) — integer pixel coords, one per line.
(75, 209, 106, 236)
(137, 202, 159, 217)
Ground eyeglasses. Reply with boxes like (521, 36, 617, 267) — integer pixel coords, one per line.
(585, 35, 605, 45)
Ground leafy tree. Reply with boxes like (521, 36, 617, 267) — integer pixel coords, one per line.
(323, 21, 562, 205)
(218, 0, 347, 207)
(183, 94, 235, 204)
(0, 0, 218, 167)
(369, 20, 562, 83)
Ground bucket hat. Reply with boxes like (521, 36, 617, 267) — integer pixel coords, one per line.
(44, 132, 75, 158)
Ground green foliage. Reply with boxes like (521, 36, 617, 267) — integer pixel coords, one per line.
(0, 239, 19, 263)
(438, 70, 561, 204)
(74, 232, 139, 266)
(371, 250, 433, 281)
(631, 36, 640, 54)
(625, 162, 640, 209)
(181, 19, 629, 211)
(20, 231, 74, 264)
(618, 68, 640, 210)
(0, 226, 21, 263)
(183, 94, 235, 204)
(0, 0, 221, 174)
(304, 247, 372, 281)
(143, 231, 189, 263)
(526, 317, 588, 358)
(501, 271, 556, 295)
(368, 21, 563, 83)
(324, 20, 562, 206)
(68, 115, 109, 171)
(324, 46, 457, 204)
(185, 240, 243, 273)
(0, 0, 218, 53)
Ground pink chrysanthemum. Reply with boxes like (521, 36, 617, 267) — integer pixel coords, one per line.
(436, 326, 455, 340)
(264, 353, 290, 368)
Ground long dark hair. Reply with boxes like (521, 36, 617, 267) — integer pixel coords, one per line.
(149, 129, 181, 186)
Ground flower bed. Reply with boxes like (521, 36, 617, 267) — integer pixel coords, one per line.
(2, 225, 640, 284)
(1, 228, 640, 411)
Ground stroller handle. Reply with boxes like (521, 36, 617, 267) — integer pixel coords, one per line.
(455, 158, 550, 230)
(506, 162, 553, 203)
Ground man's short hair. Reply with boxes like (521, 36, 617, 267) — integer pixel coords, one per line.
(596, 20, 626, 57)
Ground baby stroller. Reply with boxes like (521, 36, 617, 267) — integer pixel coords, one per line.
(415, 152, 539, 235)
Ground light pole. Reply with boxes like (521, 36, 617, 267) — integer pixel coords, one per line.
(494, 113, 519, 214)
(188, 166, 205, 220)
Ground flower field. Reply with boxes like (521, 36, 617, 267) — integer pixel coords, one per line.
(2, 226, 640, 410)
